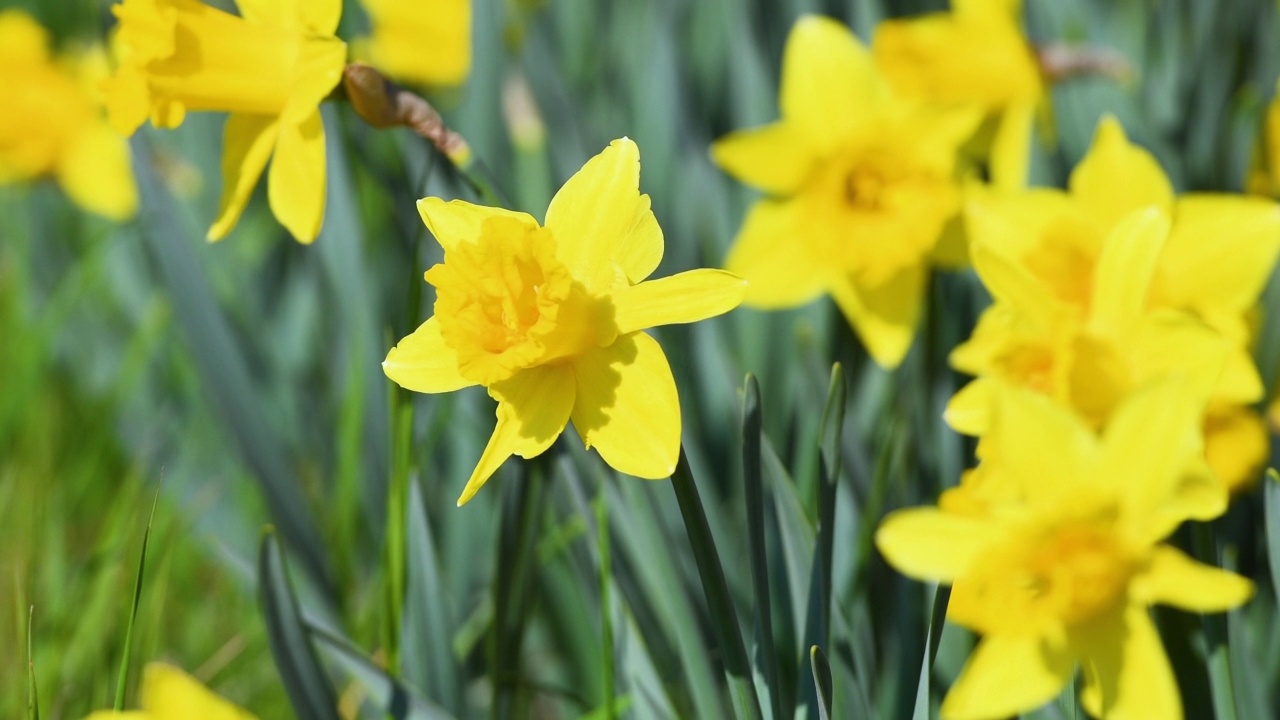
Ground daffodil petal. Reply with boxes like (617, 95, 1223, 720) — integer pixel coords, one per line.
(571, 332, 679, 479)
(1133, 545, 1253, 612)
(987, 383, 1097, 493)
(1089, 207, 1170, 333)
(943, 377, 994, 435)
(1204, 406, 1269, 493)
(875, 507, 996, 581)
(280, 35, 347, 126)
(610, 269, 745, 334)
(142, 662, 257, 719)
(1074, 604, 1180, 720)
(208, 113, 277, 241)
(780, 15, 882, 149)
(416, 197, 539, 253)
(940, 633, 1074, 720)
(969, 241, 1057, 330)
(458, 364, 576, 506)
(383, 316, 477, 394)
(710, 122, 817, 195)
(267, 109, 326, 243)
(1069, 115, 1175, 228)
(55, 123, 138, 221)
(989, 102, 1036, 190)
(965, 187, 1076, 261)
(829, 267, 925, 369)
(234, 0, 289, 27)
(725, 199, 830, 309)
(1159, 195, 1280, 313)
(545, 138, 663, 291)
(298, 0, 341, 35)
(84, 713, 150, 719)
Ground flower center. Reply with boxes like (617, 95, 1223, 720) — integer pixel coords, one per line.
(428, 216, 615, 385)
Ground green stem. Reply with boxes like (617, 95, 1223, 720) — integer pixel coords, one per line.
(1194, 523, 1239, 720)
(596, 492, 617, 720)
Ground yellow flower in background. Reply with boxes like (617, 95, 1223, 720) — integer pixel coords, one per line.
(877, 383, 1252, 720)
(84, 662, 256, 719)
(873, 0, 1046, 188)
(103, 0, 347, 243)
(358, 0, 470, 87)
(1246, 81, 1280, 198)
(0, 10, 137, 220)
(384, 139, 745, 505)
(713, 15, 981, 369)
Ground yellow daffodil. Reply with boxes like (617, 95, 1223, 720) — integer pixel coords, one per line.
(357, 0, 470, 87)
(1246, 80, 1280, 198)
(103, 0, 347, 243)
(0, 10, 137, 220)
(873, 0, 1046, 188)
(878, 382, 1252, 720)
(383, 138, 745, 505)
(84, 662, 256, 719)
(712, 15, 981, 369)
(951, 116, 1280, 489)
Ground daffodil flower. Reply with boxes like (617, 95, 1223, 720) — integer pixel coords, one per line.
(878, 382, 1253, 720)
(712, 15, 981, 369)
(1246, 80, 1280, 198)
(357, 0, 470, 87)
(0, 10, 137, 220)
(84, 662, 256, 719)
(873, 0, 1047, 188)
(103, 0, 347, 243)
(384, 138, 745, 505)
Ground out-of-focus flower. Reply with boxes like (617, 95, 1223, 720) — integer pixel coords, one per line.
(712, 15, 981, 368)
(873, 0, 1046, 188)
(1247, 81, 1280, 198)
(0, 10, 137, 220)
(103, 0, 347, 243)
(383, 138, 745, 505)
(83, 662, 256, 719)
(878, 383, 1252, 720)
(357, 0, 470, 87)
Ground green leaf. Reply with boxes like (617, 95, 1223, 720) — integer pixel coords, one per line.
(742, 375, 783, 720)
(310, 623, 456, 720)
(258, 528, 340, 720)
(1266, 469, 1280, 607)
(113, 488, 159, 710)
(401, 477, 461, 713)
(26, 606, 37, 720)
(809, 645, 833, 720)
(910, 584, 950, 720)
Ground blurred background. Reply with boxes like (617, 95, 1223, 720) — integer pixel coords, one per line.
(4, 0, 1280, 718)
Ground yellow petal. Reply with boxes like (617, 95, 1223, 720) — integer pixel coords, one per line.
(610, 269, 745, 334)
(280, 35, 347, 126)
(1158, 195, 1280, 314)
(875, 507, 997, 581)
(1128, 312, 1259, 406)
(416, 197, 539, 253)
(55, 122, 138, 221)
(989, 102, 1036, 190)
(1069, 115, 1175, 229)
(780, 15, 883, 150)
(943, 377, 994, 435)
(710, 122, 817, 195)
(544, 138, 663, 291)
(83, 713, 151, 719)
(1204, 406, 1269, 493)
(359, 0, 470, 86)
(102, 64, 152, 136)
(828, 266, 925, 369)
(964, 187, 1076, 261)
(208, 113, 277, 241)
(141, 662, 257, 719)
(725, 199, 831, 309)
(299, 0, 341, 35)
(383, 317, 477, 394)
(0, 9, 51, 65)
(458, 364, 576, 506)
(267, 110, 326, 243)
(985, 382, 1097, 493)
(571, 332, 679, 479)
(1074, 604, 1181, 720)
(1089, 207, 1170, 333)
(940, 633, 1074, 720)
(1132, 545, 1253, 612)
(968, 241, 1056, 330)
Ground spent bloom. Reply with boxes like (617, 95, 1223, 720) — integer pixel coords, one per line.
(712, 15, 981, 369)
(0, 10, 137, 220)
(877, 382, 1252, 720)
(84, 662, 256, 719)
(103, 0, 347, 243)
(357, 0, 470, 87)
(873, 0, 1046, 188)
(383, 139, 745, 505)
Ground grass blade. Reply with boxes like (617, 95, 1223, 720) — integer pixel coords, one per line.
(1266, 469, 1280, 606)
(809, 645, 833, 720)
(910, 583, 950, 720)
(670, 447, 763, 720)
(1193, 523, 1238, 720)
(596, 491, 618, 720)
(113, 489, 159, 710)
(258, 528, 340, 720)
(310, 622, 456, 720)
(26, 606, 37, 720)
(742, 375, 783, 720)
(401, 477, 461, 713)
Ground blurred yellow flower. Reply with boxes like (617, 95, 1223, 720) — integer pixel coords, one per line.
(358, 0, 470, 87)
(0, 10, 137, 220)
(712, 15, 981, 368)
(384, 138, 745, 505)
(1246, 81, 1280, 197)
(878, 383, 1252, 720)
(84, 662, 256, 720)
(103, 0, 348, 243)
(873, 0, 1046, 188)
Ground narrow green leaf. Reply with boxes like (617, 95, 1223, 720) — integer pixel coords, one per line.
(258, 528, 341, 720)
(310, 622, 456, 720)
(596, 491, 618, 720)
(670, 447, 764, 720)
(910, 583, 950, 720)
(113, 488, 160, 710)
(402, 477, 461, 713)
(809, 645, 833, 720)
(1193, 523, 1238, 720)
(27, 606, 38, 720)
(742, 375, 783, 720)
(1266, 469, 1280, 606)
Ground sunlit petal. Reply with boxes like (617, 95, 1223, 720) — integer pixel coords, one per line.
(1069, 115, 1175, 229)
(55, 123, 139, 222)
(141, 662, 257, 719)
(1089, 207, 1170, 333)
(780, 15, 884, 149)
(208, 113, 277, 241)
(416, 197, 539, 253)
(267, 110, 326, 243)
(611, 270, 746, 334)
(1074, 604, 1181, 720)
(940, 633, 1073, 720)
(383, 317, 477, 394)
(874, 508, 997, 581)
(725, 199, 831, 309)
(828, 267, 925, 369)
(710, 122, 818, 195)
(1132, 546, 1253, 612)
